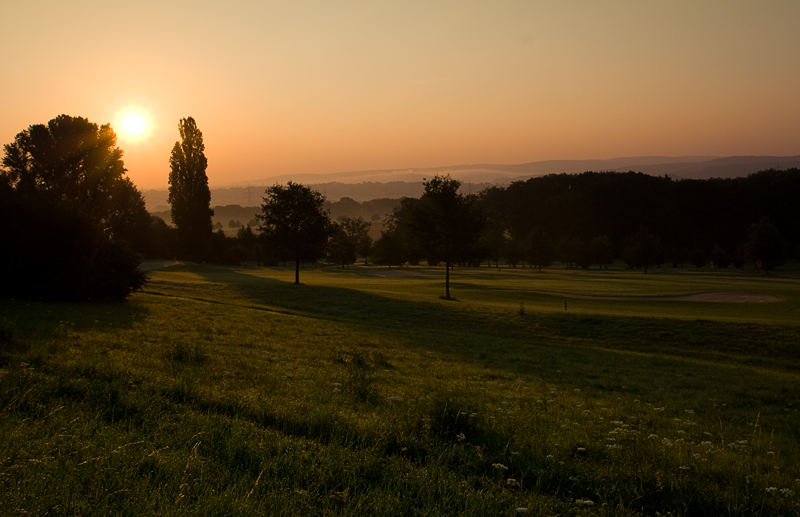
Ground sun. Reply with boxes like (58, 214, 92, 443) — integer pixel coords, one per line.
(114, 106, 152, 142)
(122, 113, 146, 136)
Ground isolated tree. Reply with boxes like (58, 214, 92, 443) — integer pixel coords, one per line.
(258, 182, 332, 284)
(168, 117, 214, 260)
(410, 175, 484, 299)
(745, 217, 789, 273)
(0, 114, 147, 300)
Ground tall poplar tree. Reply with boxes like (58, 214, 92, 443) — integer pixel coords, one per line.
(168, 117, 214, 260)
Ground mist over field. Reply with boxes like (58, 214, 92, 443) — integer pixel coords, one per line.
(141, 154, 800, 210)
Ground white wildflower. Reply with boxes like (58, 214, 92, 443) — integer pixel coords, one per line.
(516, 508, 528, 514)
(506, 478, 519, 487)
(492, 463, 508, 471)
(662, 438, 673, 447)
(648, 434, 659, 440)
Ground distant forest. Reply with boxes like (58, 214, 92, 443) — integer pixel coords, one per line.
(477, 169, 800, 268)
(146, 168, 798, 271)
(151, 198, 401, 240)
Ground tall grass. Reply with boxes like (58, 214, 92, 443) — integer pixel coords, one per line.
(1, 263, 799, 515)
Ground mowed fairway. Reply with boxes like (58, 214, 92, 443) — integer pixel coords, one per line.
(1, 263, 800, 516)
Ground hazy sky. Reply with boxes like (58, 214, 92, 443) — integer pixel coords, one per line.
(2, 1, 799, 189)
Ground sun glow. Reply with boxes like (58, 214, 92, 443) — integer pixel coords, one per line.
(123, 113, 145, 135)
(115, 107, 152, 142)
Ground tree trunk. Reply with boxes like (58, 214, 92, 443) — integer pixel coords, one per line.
(295, 246, 300, 284)
(445, 257, 451, 299)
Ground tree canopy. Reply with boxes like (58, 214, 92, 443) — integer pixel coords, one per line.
(0, 115, 148, 300)
(410, 175, 484, 299)
(168, 117, 214, 260)
(258, 182, 332, 284)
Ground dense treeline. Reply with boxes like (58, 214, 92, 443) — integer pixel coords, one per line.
(471, 170, 799, 271)
(146, 170, 799, 274)
(367, 169, 798, 273)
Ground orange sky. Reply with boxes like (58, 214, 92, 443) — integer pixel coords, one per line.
(2, 1, 799, 189)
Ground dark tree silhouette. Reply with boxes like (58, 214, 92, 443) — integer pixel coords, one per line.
(525, 228, 555, 272)
(590, 235, 613, 270)
(328, 224, 357, 268)
(373, 229, 405, 268)
(0, 115, 147, 300)
(411, 175, 484, 299)
(258, 182, 332, 284)
(624, 227, 662, 273)
(328, 216, 371, 267)
(168, 117, 213, 260)
(745, 217, 788, 273)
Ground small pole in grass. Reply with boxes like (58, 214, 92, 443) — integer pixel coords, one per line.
(565, 299, 567, 311)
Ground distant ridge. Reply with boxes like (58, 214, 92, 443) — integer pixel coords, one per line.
(142, 155, 800, 210)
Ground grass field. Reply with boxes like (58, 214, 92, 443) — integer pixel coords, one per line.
(2, 262, 800, 516)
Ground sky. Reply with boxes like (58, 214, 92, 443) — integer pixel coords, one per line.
(2, 1, 799, 190)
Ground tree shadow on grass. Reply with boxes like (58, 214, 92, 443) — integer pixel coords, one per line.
(0, 298, 149, 341)
(157, 265, 800, 379)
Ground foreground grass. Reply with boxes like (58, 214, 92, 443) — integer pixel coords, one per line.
(1, 263, 799, 516)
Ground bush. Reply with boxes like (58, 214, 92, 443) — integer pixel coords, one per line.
(0, 186, 146, 301)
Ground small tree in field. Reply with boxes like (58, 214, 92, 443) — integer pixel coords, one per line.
(410, 175, 484, 299)
(258, 182, 332, 284)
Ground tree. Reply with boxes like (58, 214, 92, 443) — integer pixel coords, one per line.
(0, 115, 147, 300)
(168, 117, 214, 260)
(327, 224, 357, 268)
(373, 229, 405, 268)
(590, 235, 613, 270)
(525, 228, 555, 272)
(258, 182, 332, 284)
(410, 175, 484, 299)
(623, 227, 662, 273)
(745, 217, 789, 273)
(328, 216, 371, 268)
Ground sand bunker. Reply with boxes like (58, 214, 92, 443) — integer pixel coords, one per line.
(532, 290, 780, 303)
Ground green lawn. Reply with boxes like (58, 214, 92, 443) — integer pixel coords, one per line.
(1, 262, 799, 516)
